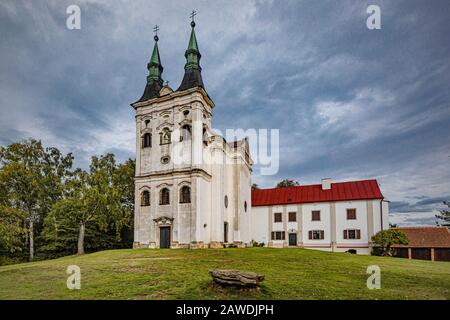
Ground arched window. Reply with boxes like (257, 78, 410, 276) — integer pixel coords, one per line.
(160, 128, 171, 145)
(179, 186, 191, 204)
(203, 128, 208, 146)
(180, 125, 191, 142)
(244, 201, 247, 212)
(159, 188, 170, 205)
(142, 133, 151, 148)
(141, 190, 150, 206)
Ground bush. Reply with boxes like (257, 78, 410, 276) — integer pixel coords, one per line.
(251, 240, 265, 247)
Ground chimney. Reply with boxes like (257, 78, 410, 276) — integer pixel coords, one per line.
(321, 178, 332, 190)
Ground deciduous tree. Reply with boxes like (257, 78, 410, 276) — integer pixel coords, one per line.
(276, 179, 299, 188)
(371, 229, 409, 256)
(0, 139, 73, 260)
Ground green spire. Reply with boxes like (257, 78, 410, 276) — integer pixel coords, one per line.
(184, 20, 201, 71)
(177, 11, 205, 91)
(147, 31, 163, 85)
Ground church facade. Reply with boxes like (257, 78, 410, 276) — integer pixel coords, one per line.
(131, 21, 389, 254)
(131, 20, 252, 249)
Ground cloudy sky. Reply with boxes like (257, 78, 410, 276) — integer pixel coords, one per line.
(1, 0, 449, 226)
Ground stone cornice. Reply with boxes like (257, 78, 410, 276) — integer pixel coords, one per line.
(131, 87, 214, 109)
(135, 168, 212, 181)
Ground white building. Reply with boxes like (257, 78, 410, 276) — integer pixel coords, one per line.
(251, 179, 389, 254)
(131, 21, 389, 254)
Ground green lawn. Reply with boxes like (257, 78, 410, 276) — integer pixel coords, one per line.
(0, 248, 449, 300)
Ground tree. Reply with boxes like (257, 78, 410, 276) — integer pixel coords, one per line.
(276, 179, 300, 188)
(0, 139, 73, 260)
(436, 201, 450, 226)
(0, 206, 27, 253)
(371, 229, 409, 256)
(45, 154, 133, 255)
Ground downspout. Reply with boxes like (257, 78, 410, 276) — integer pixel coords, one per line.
(380, 199, 384, 231)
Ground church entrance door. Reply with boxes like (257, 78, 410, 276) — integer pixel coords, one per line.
(160, 227, 171, 248)
(288, 233, 297, 246)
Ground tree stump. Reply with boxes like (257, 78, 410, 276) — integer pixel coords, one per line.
(209, 269, 264, 288)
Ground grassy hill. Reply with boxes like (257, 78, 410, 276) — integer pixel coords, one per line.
(0, 248, 448, 300)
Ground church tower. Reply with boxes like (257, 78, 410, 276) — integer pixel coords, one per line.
(131, 15, 252, 249)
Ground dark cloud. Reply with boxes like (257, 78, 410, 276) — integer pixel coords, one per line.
(0, 0, 449, 226)
(390, 196, 449, 213)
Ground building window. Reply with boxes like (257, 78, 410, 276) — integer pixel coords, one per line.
(346, 208, 357, 220)
(271, 231, 285, 240)
(274, 212, 282, 223)
(142, 133, 151, 148)
(159, 188, 170, 205)
(179, 186, 191, 204)
(160, 128, 171, 145)
(180, 125, 191, 142)
(311, 210, 321, 221)
(203, 128, 208, 146)
(343, 229, 361, 240)
(224, 222, 228, 243)
(308, 230, 324, 240)
(288, 212, 297, 222)
(244, 201, 247, 212)
(161, 156, 170, 164)
(224, 195, 228, 208)
(141, 190, 150, 206)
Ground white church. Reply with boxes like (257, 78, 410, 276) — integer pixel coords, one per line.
(131, 20, 389, 255)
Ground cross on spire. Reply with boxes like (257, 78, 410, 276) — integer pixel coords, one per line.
(153, 24, 160, 41)
(153, 24, 160, 35)
(190, 10, 197, 22)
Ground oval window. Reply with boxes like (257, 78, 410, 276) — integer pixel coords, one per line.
(224, 195, 228, 208)
(161, 156, 170, 164)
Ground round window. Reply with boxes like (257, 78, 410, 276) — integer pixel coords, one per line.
(161, 156, 170, 164)
(224, 195, 228, 208)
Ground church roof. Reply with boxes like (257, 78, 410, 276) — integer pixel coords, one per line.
(177, 21, 205, 92)
(135, 33, 164, 104)
(251, 179, 384, 207)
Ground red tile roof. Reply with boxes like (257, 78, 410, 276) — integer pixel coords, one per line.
(392, 227, 450, 248)
(251, 179, 383, 207)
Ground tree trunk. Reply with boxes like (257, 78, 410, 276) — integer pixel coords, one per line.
(77, 222, 85, 255)
(29, 220, 34, 261)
